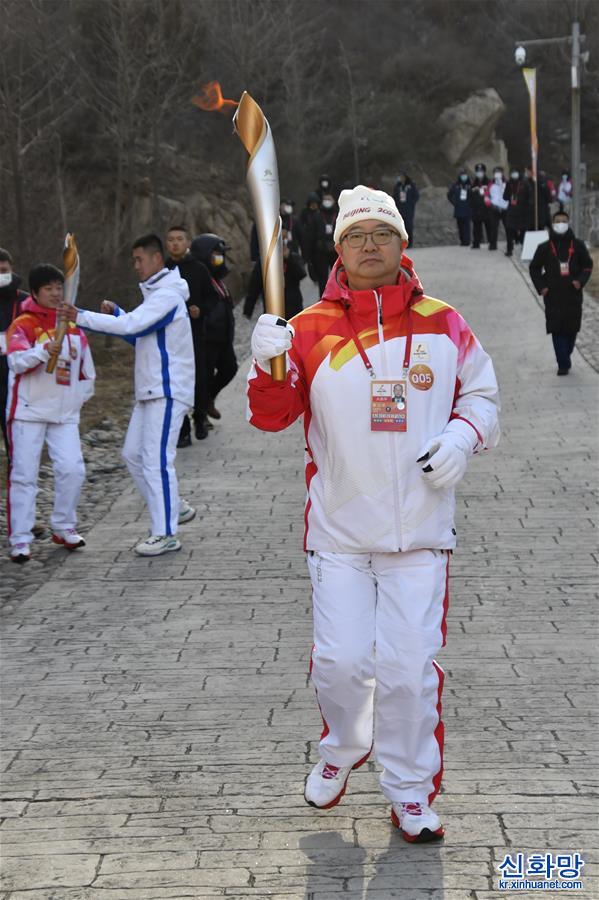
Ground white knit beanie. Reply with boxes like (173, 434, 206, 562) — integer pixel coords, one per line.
(333, 185, 409, 244)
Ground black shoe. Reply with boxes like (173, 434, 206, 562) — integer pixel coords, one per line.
(195, 417, 209, 440)
(177, 433, 192, 448)
(504, 251, 513, 257)
(557, 368, 569, 376)
(488, 246, 497, 251)
(207, 401, 221, 420)
(470, 245, 480, 250)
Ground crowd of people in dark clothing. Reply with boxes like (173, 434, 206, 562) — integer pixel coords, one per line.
(447, 163, 574, 255)
(242, 171, 421, 317)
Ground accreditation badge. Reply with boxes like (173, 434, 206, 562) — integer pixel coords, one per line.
(371, 379, 407, 432)
(55, 358, 72, 386)
(559, 261, 570, 277)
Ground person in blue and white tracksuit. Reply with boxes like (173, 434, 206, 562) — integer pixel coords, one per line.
(67, 233, 196, 556)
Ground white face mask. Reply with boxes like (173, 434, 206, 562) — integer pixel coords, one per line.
(553, 222, 569, 235)
(322, 199, 334, 210)
(510, 171, 519, 180)
(494, 173, 503, 182)
(282, 204, 293, 215)
(562, 175, 569, 181)
(0, 272, 12, 288)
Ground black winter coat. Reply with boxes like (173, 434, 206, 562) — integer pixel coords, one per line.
(0, 275, 27, 335)
(504, 179, 531, 230)
(283, 246, 306, 319)
(447, 181, 472, 218)
(392, 180, 419, 222)
(167, 253, 234, 343)
(529, 231, 593, 334)
(468, 178, 490, 218)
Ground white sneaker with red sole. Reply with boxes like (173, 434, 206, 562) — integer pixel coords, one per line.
(304, 752, 369, 809)
(391, 802, 444, 843)
(52, 529, 86, 550)
(10, 543, 31, 563)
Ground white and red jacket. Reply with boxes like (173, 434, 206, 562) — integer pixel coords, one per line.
(247, 256, 499, 553)
(6, 297, 95, 424)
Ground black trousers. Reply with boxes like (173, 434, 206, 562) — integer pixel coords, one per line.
(552, 333, 577, 370)
(243, 263, 264, 318)
(206, 339, 238, 401)
(506, 226, 524, 254)
(456, 217, 471, 246)
(472, 216, 491, 247)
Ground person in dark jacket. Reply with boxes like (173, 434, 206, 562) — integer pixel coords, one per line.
(503, 168, 531, 256)
(524, 166, 552, 231)
(529, 211, 593, 375)
(392, 173, 419, 247)
(190, 233, 238, 419)
(302, 192, 338, 295)
(165, 225, 212, 442)
(0, 248, 28, 456)
(468, 163, 491, 249)
(282, 228, 306, 319)
(242, 223, 264, 320)
(447, 170, 472, 246)
(280, 199, 303, 252)
(243, 228, 306, 321)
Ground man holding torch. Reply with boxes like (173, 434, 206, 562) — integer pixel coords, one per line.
(246, 184, 500, 842)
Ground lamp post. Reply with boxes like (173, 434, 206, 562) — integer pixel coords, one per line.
(514, 20, 588, 234)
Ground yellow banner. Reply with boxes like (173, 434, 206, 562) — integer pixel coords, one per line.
(522, 68, 538, 179)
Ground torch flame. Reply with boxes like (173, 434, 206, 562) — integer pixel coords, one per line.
(192, 81, 239, 116)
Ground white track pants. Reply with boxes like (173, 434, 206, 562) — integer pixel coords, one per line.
(307, 549, 449, 805)
(7, 419, 85, 547)
(122, 398, 186, 537)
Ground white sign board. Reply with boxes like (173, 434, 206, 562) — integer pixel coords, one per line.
(521, 230, 548, 261)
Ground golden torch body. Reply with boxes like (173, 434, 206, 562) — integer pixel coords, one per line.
(47, 233, 79, 375)
(234, 92, 286, 381)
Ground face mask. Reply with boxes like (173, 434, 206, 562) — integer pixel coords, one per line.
(211, 253, 224, 267)
(553, 222, 569, 235)
(475, 171, 484, 180)
(459, 174, 468, 183)
(322, 199, 334, 210)
(511, 171, 519, 180)
(0, 272, 12, 288)
(494, 173, 503, 182)
(562, 175, 569, 181)
(320, 181, 329, 190)
(282, 204, 293, 215)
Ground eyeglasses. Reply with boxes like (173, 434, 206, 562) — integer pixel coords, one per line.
(341, 228, 398, 249)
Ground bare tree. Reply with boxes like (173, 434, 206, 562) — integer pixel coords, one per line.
(0, 0, 73, 266)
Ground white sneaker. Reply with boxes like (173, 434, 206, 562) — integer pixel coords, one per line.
(134, 535, 181, 556)
(10, 543, 31, 564)
(391, 802, 444, 843)
(178, 499, 196, 524)
(304, 752, 369, 809)
(52, 529, 86, 550)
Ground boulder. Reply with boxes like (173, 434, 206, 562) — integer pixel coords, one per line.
(438, 89, 507, 170)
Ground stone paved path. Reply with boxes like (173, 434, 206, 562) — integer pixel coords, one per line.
(1, 246, 597, 899)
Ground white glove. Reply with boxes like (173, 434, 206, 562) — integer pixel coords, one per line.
(251, 313, 294, 374)
(417, 423, 477, 490)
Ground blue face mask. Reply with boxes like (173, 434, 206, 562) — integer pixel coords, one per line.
(459, 174, 468, 183)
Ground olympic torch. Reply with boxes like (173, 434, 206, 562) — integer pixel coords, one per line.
(47, 233, 79, 374)
(234, 92, 286, 381)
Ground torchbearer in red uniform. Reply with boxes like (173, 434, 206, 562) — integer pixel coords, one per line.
(247, 185, 500, 842)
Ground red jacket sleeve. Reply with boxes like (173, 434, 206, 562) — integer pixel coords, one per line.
(246, 349, 309, 432)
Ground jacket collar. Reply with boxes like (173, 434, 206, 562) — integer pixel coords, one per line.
(21, 296, 57, 325)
